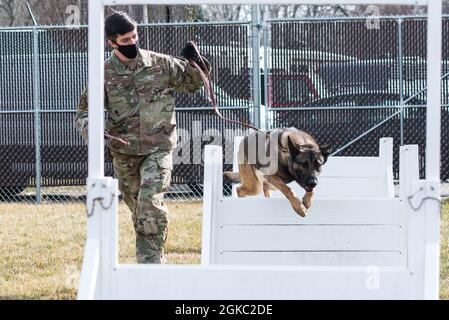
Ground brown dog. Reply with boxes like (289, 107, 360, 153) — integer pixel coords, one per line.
(224, 128, 331, 217)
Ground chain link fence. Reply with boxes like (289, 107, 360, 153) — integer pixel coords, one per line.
(0, 22, 253, 203)
(265, 16, 449, 195)
(0, 16, 448, 206)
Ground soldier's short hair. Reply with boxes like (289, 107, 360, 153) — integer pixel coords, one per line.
(105, 11, 137, 40)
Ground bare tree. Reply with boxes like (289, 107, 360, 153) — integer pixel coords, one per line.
(0, 0, 15, 26)
(0, 0, 30, 26)
(144, 5, 196, 23)
(1, 1, 449, 27)
(35, 0, 81, 25)
(200, 4, 250, 21)
(352, 4, 420, 16)
(443, 0, 449, 14)
(263, 4, 351, 19)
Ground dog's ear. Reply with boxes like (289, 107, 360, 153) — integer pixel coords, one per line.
(287, 136, 301, 157)
(320, 143, 332, 163)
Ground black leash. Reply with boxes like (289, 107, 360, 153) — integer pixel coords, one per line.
(183, 40, 288, 153)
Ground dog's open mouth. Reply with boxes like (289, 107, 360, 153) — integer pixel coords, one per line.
(305, 187, 315, 193)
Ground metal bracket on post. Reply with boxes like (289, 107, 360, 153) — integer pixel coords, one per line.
(407, 180, 441, 213)
(86, 177, 115, 219)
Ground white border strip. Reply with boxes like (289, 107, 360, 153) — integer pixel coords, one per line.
(104, 0, 427, 5)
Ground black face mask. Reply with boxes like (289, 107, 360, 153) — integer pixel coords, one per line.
(113, 41, 139, 59)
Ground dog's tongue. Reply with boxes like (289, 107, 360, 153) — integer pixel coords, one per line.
(305, 187, 314, 193)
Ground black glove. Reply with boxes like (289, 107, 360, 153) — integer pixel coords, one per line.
(181, 41, 208, 72)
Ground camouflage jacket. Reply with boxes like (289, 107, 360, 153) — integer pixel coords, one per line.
(74, 48, 210, 155)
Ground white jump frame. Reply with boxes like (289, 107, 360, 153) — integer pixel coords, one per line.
(78, 0, 442, 300)
(202, 143, 432, 293)
(231, 136, 395, 198)
(203, 143, 414, 268)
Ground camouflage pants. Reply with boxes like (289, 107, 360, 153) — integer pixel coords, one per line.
(110, 149, 172, 264)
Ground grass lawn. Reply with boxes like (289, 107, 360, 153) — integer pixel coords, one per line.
(0, 200, 202, 299)
(0, 199, 448, 300)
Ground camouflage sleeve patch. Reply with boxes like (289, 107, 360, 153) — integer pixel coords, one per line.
(166, 55, 211, 94)
(74, 87, 109, 142)
(74, 87, 89, 141)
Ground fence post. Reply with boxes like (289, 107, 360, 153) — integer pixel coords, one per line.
(262, 5, 271, 130)
(250, 5, 262, 129)
(33, 26, 42, 204)
(398, 17, 405, 146)
(424, 0, 442, 300)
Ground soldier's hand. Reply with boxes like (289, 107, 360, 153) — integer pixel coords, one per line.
(181, 41, 209, 73)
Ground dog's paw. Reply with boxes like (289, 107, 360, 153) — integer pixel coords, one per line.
(263, 181, 273, 198)
(236, 186, 247, 198)
(223, 171, 240, 184)
(302, 192, 314, 209)
(291, 197, 308, 217)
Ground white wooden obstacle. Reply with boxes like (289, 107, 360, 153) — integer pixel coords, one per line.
(231, 137, 395, 198)
(201, 144, 440, 297)
(207, 143, 408, 267)
(79, 0, 441, 301)
(78, 144, 440, 299)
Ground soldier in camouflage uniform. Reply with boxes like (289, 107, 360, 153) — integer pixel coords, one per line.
(74, 12, 209, 263)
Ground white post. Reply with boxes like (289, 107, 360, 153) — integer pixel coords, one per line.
(426, 1, 442, 182)
(77, 238, 100, 299)
(201, 145, 223, 265)
(104, 0, 428, 5)
(88, 0, 105, 178)
(201, 146, 214, 265)
(100, 178, 119, 299)
(424, 0, 442, 300)
(78, 0, 113, 300)
(231, 137, 244, 197)
(379, 138, 394, 197)
(251, 5, 262, 128)
(399, 145, 419, 200)
(399, 145, 422, 296)
(79, 176, 117, 299)
(88, 0, 105, 296)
